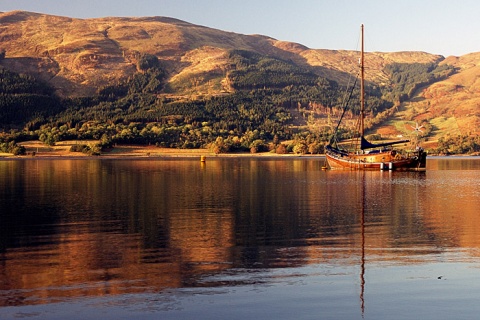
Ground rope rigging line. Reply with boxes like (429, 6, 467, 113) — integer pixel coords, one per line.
(329, 72, 359, 148)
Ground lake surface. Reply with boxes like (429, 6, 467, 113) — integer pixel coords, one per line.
(1, 156, 479, 319)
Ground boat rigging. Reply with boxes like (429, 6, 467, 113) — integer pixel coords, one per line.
(325, 24, 427, 171)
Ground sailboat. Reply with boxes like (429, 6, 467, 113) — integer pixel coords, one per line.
(325, 25, 427, 171)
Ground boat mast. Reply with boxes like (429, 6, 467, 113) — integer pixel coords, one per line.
(360, 24, 365, 138)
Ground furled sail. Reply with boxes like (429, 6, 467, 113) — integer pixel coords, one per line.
(360, 137, 409, 150)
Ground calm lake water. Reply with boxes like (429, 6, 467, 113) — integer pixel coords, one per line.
(1, 156, 479, 319)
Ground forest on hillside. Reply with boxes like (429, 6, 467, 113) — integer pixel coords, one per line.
(1, 50, 478, 155)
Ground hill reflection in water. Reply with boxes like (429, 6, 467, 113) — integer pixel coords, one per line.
(0, 157, 479, 319)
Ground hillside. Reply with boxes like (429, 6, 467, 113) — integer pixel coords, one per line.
(402, 54, 480, 138)
(0, 11, 479, 154)
(0, 11, 443, 96)
(0, 11, 306, 97)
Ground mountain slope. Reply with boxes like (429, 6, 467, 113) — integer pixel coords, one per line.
(0, 11, 301, 96)
(0, 11, 442, 96)
(0, 11, 478, 147)
(390, 53, 480, 144)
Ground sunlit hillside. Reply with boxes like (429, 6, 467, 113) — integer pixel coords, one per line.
(0, 11, 444, 96)
(0, 10, 478, 151)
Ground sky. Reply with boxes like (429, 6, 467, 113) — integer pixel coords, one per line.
(0, 0, 479, 57)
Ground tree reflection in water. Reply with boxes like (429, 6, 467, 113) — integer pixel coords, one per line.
(0, 157, 480, 319)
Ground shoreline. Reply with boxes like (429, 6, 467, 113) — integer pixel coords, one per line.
(1, 141, 476, 160)
(0, 153, 325, 160)
(0, 153, 324, 159)
(1, 152, 476, 161)
(1, 142, 325, 160)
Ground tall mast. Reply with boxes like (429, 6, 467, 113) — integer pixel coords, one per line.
(360, 24, 365, 138)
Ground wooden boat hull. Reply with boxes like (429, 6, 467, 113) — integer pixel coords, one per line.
(325, 147, 427, 171)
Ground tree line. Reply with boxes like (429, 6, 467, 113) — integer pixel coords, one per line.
(3, 50, 475, 154)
